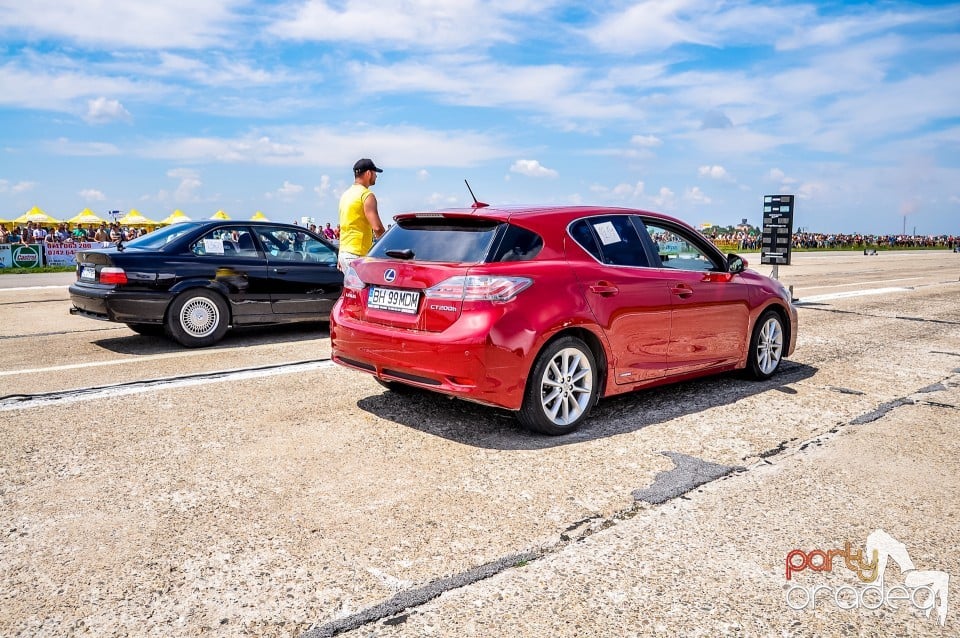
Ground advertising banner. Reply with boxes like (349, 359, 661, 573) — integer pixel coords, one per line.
(11, 244, 42, 268)
(0, 242, 109, 268)
(41, 242, 105, 267)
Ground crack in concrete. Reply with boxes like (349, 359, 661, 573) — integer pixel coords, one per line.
(850, 398, 915, 425)
(918, 400, 958, 410)
(632, 452, 745, 504)
(301, 550, 542, 638)
(298, 370, 959, 637)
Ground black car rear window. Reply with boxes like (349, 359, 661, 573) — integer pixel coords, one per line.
(369, 218, 501, 263)
(124, 224, 196, 250)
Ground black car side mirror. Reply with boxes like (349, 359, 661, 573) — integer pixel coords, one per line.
(727, 253, 746, 274)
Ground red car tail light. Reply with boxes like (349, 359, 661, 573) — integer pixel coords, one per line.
(425, 276, 532, 302)
(99, 267, 128, 285)
(342, 265, 366, 291)
(338, 265, 365, 318)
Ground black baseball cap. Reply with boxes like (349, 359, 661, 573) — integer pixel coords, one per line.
(353, 158, 383, 175)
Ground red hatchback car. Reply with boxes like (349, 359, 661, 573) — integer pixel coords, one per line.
(331, 206, 797, 435)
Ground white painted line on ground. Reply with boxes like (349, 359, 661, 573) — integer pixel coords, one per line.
(0, 285, 69, 293)
(0, 349, 232, 377)
(799, 277, 923, 290)
(0, 360, 335, 411)
(796, 287, 912, 303)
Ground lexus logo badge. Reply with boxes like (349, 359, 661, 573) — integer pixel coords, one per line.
(384, 268, 397, 283)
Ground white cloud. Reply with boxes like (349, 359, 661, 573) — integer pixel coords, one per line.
(650, 187, 677, 210)
(0, 0, 240, 49)
(767, 168, 798, 185)
(698, 165, 729, 180)
(683, 128, 784, 156)
(583, 1, 817, 54)
(167, 168, 202, 202)
(85, 97, 132, 124)
(138, 125, 512, 169)
(0, 180, 37, 194)
(417, 169, 430, 181)
(79, 188, 106, 201)
(0, 63, 160, 114)
(267, 0, 532, 51)
(426, 192, 459, 206)
(273, 180, 304, 200)
(630, 135, 662, 148)
(584, 0, 711, 53)
(46, 138, 121, 156)
(611, 181, 645, 200)
(314, 175, 332, 199)
(775, 7, 953, 51)
(796, 181, 826, 200)
(684, 186, 711, 204)
(510, 159, 558, 178)
(587, 180, 645, 202)
(354, 57, 636, 124)
(150, 52, 292, 88)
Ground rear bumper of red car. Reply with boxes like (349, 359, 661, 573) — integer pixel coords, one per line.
(331, 304, 528, 411)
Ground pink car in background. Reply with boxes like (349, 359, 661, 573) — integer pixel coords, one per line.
(331, 206, 797, 435)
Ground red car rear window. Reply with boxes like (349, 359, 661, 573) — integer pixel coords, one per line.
(370, 218, 542, 264)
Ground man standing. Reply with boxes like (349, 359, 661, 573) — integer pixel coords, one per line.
(337, 158, 386, 271)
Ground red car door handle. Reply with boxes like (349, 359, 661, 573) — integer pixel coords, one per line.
(671, 285, 693, 297)
(589, 283, 619, 296)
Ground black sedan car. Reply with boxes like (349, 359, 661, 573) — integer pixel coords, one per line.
(69, 221, 342, 347)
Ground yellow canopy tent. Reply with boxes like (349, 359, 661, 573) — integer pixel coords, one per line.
(67, 208, 107, 226)
(118, 209, 159, 226)
(160, 209, 191, 224)
(250, 211, 269, 221)
(14, 206, 60, 225)
(210, 210, 230, 220)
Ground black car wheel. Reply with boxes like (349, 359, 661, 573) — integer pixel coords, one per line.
(745, 309, 785, 380)
(518, 336, 598, 436)
(125, 322, 165, 336)
(166, 289, 229, 348)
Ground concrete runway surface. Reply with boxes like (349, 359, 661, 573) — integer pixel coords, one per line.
(0, 250, 958, 637)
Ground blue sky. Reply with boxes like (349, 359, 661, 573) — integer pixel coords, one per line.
(1, 0, 958, 235)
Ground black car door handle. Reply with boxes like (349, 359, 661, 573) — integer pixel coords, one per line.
(273, 268, 288, 274)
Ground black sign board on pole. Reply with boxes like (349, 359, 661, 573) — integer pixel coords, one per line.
(761, 195, 795, 266)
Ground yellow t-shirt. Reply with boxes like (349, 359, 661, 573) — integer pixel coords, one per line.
(338, 183, 373, 256)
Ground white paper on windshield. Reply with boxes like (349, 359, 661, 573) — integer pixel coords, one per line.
(204, 238, 225, 254)
(594, 221, 621, 245)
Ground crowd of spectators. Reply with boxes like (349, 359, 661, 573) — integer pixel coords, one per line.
(708, 230, 957, 251)
(1, 220, 954, 252)
(790, 232, 956, 249)
(0, 222, 150, 245)
(306, 222, 341, 241)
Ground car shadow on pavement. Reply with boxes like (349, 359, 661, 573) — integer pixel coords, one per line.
(90, 322, 329, 355)
(355, 361, 818, 450)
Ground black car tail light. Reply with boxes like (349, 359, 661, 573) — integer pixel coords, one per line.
(99, 267, 128, 285)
